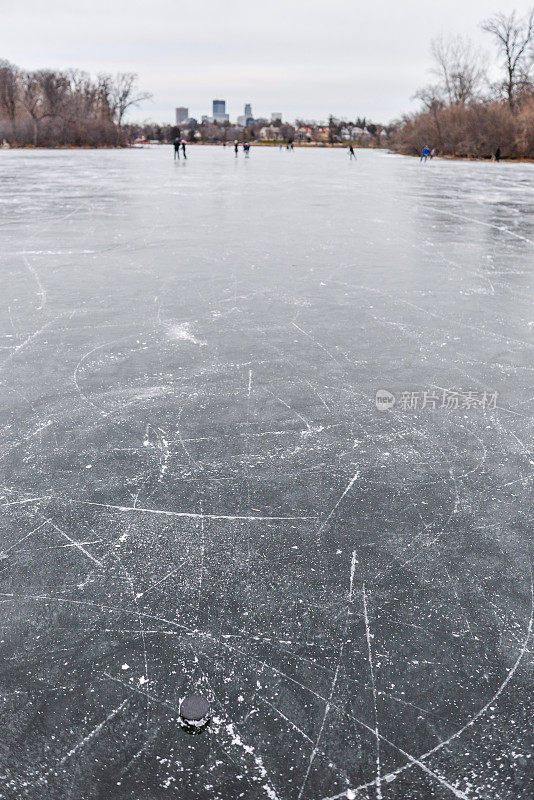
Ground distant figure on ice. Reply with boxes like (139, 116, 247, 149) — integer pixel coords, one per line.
(234, 140, 239, 156)
(430, 147, 436, 159)
(181, 140, 187, 159)
(243, 142, 250, 157)
(494, 146, 501, 162)
(420, 145, 430, 162)
(173, 137, 180, 160)
(348, 144, 356, 159)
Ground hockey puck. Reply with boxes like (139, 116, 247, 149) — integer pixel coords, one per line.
(179, 694, 210, 729)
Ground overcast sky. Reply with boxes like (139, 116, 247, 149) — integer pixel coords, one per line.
(2, 0, 533, 123)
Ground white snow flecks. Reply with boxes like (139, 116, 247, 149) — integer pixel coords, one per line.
(225, 723, 281, 800)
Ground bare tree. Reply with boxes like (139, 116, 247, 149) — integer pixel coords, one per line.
(0, 60, 19, 124)
(19, 72, 46, 146)
(67, 70, 97, 118)
(62, 70, 102, 143)
(96, 73, 115, 123)
(328, 115, 340, 144)
(482, 8, 534, 109)
(413, 84, 445, 112)
(430, 35, 485, 104)
(107, 73, 152, 141)
(38, 70, 70, 119)
(18, 70, 72, 144)
(366, 122, 383, 144)
(412, 85, 445, 148)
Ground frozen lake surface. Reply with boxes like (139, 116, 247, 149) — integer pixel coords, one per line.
(0, 146, 532, 800)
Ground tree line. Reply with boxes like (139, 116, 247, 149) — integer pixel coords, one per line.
(0, 61, 151, 147)
(392, 8, 534, 159)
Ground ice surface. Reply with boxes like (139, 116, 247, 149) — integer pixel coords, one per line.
(0, 146, 532, 799)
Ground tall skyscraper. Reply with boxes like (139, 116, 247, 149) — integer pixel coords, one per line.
(175, 107, 188, 124)
(212, 100, 229, 120)
(238, 103, 254, 127)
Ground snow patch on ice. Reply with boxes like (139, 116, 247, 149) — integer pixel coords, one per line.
(301, 425, 324, 438)
(167, 323, 206, 346)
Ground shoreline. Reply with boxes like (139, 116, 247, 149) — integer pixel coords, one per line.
(2, 143, 533, 163)
(2, 142, 382, 150)
(399, 152, 534, 164)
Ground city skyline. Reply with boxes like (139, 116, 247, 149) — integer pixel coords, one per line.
(3, 0, 534, 123)
(177, 100, 284, 126)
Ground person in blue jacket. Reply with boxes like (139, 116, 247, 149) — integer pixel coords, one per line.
(420, 145, 430, 162)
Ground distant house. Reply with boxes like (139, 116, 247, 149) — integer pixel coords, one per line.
(259, 125, 281, 140)
(315, 127, 330, 142)
(354, 127, 371, 141)
(295, 126, 313, 142)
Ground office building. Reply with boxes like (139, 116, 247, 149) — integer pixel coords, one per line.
(238, 103, 255, 127)
(212, 99, 229, 121)
(175, 107, 188, 124)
